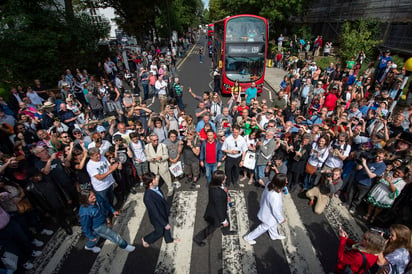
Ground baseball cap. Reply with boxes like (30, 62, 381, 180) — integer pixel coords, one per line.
(96, 125, 106, 133)
(113, 134, 123, 141)
(72, 128, 82, 133)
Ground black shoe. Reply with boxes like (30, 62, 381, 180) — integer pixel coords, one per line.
(223, 230, 237, 236)
(130, 187, 137, 194)
(190, 182, 196, 189)
(64, 227, 73, 235)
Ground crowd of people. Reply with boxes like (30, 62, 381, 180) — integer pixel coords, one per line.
(0, 33, 411, 273)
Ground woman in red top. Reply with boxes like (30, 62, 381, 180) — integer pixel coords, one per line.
(336, 227, 386, 274)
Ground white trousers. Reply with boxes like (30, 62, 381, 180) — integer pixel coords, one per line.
(245, 222, 280, 241)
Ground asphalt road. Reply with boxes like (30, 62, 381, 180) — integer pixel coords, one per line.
(28, 38, 368, 274)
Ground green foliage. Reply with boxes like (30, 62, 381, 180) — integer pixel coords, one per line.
(339, 19, 382, 64)
(313, 56, 340, 71)
(392, 55, 405, 69)
(0, 0, 109, 87)
(208, 0, 308, 36)
(296, 25, 313, 42)
(98, 0, 203, 40)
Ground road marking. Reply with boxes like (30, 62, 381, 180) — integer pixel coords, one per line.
(89, 192, 146, 274)
(278, 194, 324, 274)
(154, 191, 198, 274)
(177, 43, 198, 70)
(263, 86, 273, 101)
(324, 197, 364, 240)
(30, 226, 82, 274)
(223, 190, 257, 274)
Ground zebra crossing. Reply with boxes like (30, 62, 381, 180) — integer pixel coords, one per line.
(30, 187, 364, 274)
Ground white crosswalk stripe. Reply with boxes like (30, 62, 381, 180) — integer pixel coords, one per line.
(29, 188, 365, 274)
(279, 194, 324, 274)
(89, 192, 146, 274)
(223, 190, 258, 274)
(154, 191, 198, 274)
(30, 226, 82, 274)
(324, 196, 364, 240)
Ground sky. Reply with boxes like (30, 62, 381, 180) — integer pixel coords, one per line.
(202, 0, 209, 9)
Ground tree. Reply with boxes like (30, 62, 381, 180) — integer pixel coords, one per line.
(0, 0, 110, 87)
(208, 0, 308, 35)
(339, 19, 382, 63)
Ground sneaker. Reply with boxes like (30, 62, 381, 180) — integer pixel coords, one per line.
(243, 236, 256, 245)
(85, 246, 101, 253)
(40, 229, 54, 236)
(31, 250, 42, 257)
(32, 239, 44, 247)
(349, 208, 356, 214)
(23, 261, 34, 270)
(272, 235, 286, 240)
(124, 245, 135, 252)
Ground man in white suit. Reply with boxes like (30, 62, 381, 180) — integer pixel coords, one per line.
(243, 174, 288, 244)
(145, 133, 173, 196)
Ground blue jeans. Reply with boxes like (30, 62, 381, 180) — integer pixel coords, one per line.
(142, 84, 149, 100)
(255, 165, 266, 181)
(95, 185, 114, 207)
(303, 173, 316, 190)
(205, 162, 217, 183)
(177, 96, 184, 110)
(86, 224, 127, 249)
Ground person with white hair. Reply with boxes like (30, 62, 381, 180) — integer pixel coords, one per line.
(173, 77, 184, 110)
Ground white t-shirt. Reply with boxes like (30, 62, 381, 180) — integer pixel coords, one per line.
(129, 140, 146, 162)
(88, 140, 112, 155)
(86, 156, 114, 191)
(324, 141, 351, 168)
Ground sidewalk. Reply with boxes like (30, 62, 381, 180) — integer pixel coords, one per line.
(264, 66, 285, 95)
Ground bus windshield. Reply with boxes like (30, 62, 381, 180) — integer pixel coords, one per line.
(225, 17, 266, 42)
(225, 55, 265, 82)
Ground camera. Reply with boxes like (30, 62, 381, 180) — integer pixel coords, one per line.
(370, 227, 391, 239)
(354, 151, 376, 165)
(332, 143, 340, 150)
(325, 173, 333, 178)
(113, 157, 120, 163)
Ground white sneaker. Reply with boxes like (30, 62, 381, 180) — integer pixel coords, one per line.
(173, 181, 181, 189)
(23, 261, 34, 270)
(85, 246, 101, 253)
(272, 235, 286, 240)
(124, 244, 135, 252)
(40, 229, 54, 236)
(32, 238, 44, 247)
(243, 236, 256, 245)
(31, 250, 42, 257)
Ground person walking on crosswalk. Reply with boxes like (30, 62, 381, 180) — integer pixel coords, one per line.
(79, 190, 135, 253)
(193, 170, 236, 247)
(141, 172, 180, 248)
(243, 173, 287, 245)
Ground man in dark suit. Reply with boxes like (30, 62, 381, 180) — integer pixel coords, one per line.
(141, 172, 179, 247)
(194, 170, 236, 247)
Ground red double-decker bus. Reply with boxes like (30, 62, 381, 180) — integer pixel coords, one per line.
(213, 15, 268, 94)
(207, 23, 214, 48)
